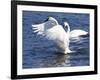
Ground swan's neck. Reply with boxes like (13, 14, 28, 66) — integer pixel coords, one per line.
(65, 23, 70, 33)
(67, 25, 70, 33)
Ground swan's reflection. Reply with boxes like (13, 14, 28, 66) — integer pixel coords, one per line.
(54, 53, 71, 67)
(38, 52, 71, 67)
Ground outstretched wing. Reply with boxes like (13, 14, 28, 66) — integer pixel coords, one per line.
(70, 29, 88, 38)
(32, 22, 46, 36)
(32, 17, 58, 37)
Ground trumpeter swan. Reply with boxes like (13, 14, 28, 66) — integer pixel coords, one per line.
(32, 17, 88, 54)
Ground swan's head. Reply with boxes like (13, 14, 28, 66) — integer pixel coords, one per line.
(64, 22, 69, 27)
(63, 22, 70, 33)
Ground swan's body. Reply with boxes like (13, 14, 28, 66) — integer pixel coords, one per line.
(32, 17, 88, 54)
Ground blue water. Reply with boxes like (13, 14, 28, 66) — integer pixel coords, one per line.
(22, 11, 89, 69)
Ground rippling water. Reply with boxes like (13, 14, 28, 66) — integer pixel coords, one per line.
(22, 11, 89, 69)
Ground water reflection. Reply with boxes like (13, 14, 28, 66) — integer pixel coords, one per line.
(30, 51, 71, 68)
(54, 53, 71, 67)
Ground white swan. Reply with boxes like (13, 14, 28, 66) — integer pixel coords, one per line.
(32, 17, 88, 54)
(32, 17, 71, 54)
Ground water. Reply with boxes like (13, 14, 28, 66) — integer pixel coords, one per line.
(22, 11, 89, 69)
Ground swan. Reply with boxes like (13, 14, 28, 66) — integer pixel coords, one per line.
(32, 17, 71, 54)
(32, 17, 88, 54)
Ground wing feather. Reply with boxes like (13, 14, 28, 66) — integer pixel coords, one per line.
(32, 22, 45, 35)
(70, 29, 88, 38)
(32, 17, 59, 40)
